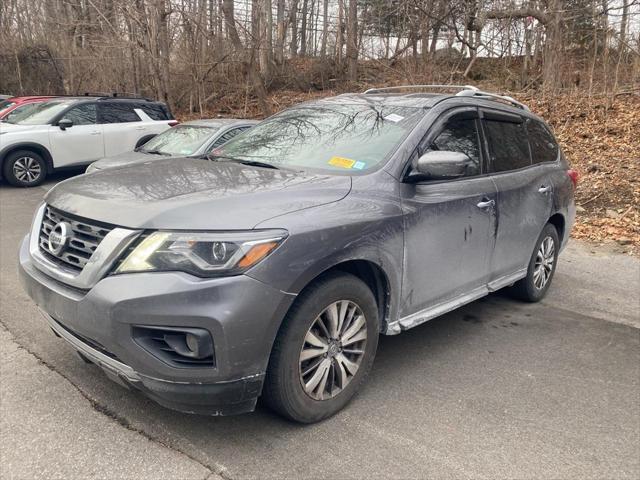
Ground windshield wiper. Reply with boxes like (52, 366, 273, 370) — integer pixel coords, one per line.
(209, 155, 279, 170)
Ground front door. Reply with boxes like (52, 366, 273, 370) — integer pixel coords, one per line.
(480, 109, 553, 282)
(49, 103, 104, 168)
(399, 108, 497, 321)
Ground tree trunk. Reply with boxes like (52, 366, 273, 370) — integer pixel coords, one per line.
(221, 0, 271, 116)
(290, 0, 298, 57)
(346, 0, 357, 81)
(300, 0, 308, 56)
(275, 0, 286, 64)
(542, 0, 564, 91)
(260, 0, 273, 80)
(620, 0, 629, 48)
(336, 0, 344, 65)
(156, 0, 171, 108)
(320, 0, 328, 57)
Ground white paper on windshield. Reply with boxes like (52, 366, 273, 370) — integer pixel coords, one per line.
(384, 113, 404, 123)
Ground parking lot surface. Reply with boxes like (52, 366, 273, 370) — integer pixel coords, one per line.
(1, 173, 639, 479)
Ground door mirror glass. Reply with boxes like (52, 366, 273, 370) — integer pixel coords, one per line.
(58, 118, 73, 130)
(415, 150, 473, 180)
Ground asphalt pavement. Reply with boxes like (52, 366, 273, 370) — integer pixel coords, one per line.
(1, 172, 639, 479)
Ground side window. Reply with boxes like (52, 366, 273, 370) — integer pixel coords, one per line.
(526, 119, 559, 164)
(425, 115, 481, 177)
(62, 104, 97, 125)
(138, 103, 170, 121)
(208, 127, 248, 150)
(483, 119, 530, 172)
(99, 103, 141, 123)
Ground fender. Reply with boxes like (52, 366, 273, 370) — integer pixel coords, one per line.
(0, 142, 55, 174)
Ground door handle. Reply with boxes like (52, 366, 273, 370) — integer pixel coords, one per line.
(538, 185, 551, 194)
(89, 131, 101, 135)
(477, 199, 495, 209)
(135, 126, 146, 130)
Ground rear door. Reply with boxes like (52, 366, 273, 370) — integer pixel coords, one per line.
(481, 109, 553, 284)
(48, 103, 104, 167)
(98, 102, 147, 157)
(399, 107, 498, 319)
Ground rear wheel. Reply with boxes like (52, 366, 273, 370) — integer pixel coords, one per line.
(3, 150, 47, 187)
(509, 223, 560, 302)
(263, 272, 379, 423)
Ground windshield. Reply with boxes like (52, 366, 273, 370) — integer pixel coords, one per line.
(1, 103, 41, 122)
(214, 103, 424, 173)
(6, 100, 77, 125)
(140, 125, 217, 155)
(0, 100, 16, 113)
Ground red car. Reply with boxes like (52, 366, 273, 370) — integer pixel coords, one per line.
(0, 96, 57, 120)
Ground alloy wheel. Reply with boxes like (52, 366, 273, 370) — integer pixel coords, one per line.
(13, 156, 42, 184)
(299, 300, 368, 401)
(533, 236, 555, 290)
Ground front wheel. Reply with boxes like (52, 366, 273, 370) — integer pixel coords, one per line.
(509, 223, 560, 302)
(263, 272, 379, 423)
(3, 150, 47, 187)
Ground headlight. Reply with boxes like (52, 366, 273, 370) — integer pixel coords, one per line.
(115, 230, 287, 277)
(86, 163, 99, 173)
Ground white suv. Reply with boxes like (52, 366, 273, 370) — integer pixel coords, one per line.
(0, 96, 176, 187)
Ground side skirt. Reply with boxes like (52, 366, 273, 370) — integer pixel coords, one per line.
(384, 269, 527, 335)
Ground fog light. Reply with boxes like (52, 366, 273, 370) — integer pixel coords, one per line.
(132, 326, 215, 367)
(186, 333, 199, 353)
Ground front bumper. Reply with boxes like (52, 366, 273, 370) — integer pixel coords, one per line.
(19, 235, 296, 415)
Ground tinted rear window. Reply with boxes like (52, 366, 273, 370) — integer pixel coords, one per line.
(484, 119, 530, 172)
(99, 103, 141, 123)
(137, 103, 171, 120)
(526, 119, 559, 164)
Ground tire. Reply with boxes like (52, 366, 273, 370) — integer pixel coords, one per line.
(3, 150, 47, 187)
(263, 272, 379, 423)
(509, 223, 560, 302)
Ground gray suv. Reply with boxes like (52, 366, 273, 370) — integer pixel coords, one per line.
(19, 86, 577, 423)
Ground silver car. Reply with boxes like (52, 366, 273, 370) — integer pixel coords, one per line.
(86, 119, 258, 172)
(19, 86, 577, 423)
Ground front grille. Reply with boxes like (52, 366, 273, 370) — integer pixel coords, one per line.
(39, 206, 114, 273)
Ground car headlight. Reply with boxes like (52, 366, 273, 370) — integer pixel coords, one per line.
(115, 230, 287, 277)
(86, 163, 99, 173)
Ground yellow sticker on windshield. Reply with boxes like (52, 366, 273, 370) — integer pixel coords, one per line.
(328, 156, 356, 169)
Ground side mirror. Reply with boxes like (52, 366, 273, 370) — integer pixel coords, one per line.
(413, 150, 473, 180)
(4, 112, 17, 122)
(58, 118, 73, 130)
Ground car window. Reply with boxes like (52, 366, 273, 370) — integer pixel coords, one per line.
(526, 119, 559, 164)
(208, 127, 249, 150)
(136, 103, 171, 120)
(0, 100, 16, 113)
(426, 115, 481, 176)
(99, 103, 141, 123)
(63, 104, 97, 125)
(2, 103, 39, 121)
(5, 100, 77, 125)
(140, 125, 216, 155)
(217, 104, 425, 173)
(483, 119, 530, 172)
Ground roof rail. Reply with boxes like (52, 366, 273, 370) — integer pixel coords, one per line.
(75, 92, 152, 101)
(455, 89, 529, 111)
(363, 84, 479, 95)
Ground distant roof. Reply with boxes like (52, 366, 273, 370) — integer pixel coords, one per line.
(303, 93, 446, 109)
(181, 118, 259, 127)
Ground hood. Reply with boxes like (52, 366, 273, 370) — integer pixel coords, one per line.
(89, 151, 172, 171)
(46, 158, 352, 230)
